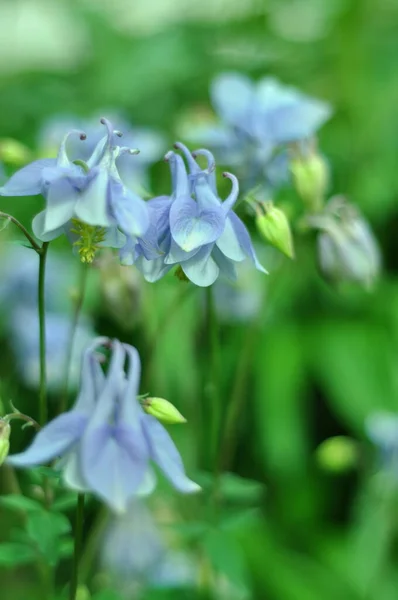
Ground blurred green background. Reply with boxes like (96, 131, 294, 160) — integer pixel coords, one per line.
(1, 0, 398, 599)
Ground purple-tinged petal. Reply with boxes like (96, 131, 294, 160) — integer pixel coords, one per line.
(174, 142, 201, 175)
(74, 168, 112, 227)
(164, 238, 200, 265)
(111, 181, 150, 237)
(181, 244, 220, 287)
(143, 415, 200, 494)
(44, 178, 79, 232)
(7, 412, 87, 467)
(229, 212, 268, 274)
(147, 196, 173, 239)
(0, 159, 56, 196)
(191, 148, 217, 194)
(170, 195, 224, 252)
(192, 173, 221, 211)
(221, 172, 239, 214)
(100, 226, 126, 249)
(32, 211, 65, 242)
(164, 152, 190, 198)
(216, 215, 246, 262)
(72, 339, 108, 413)
(135, 255, 172, 283)
(119, 345, 143, 427)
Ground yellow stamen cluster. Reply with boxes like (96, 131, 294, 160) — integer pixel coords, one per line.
(70, 218, 106, 263)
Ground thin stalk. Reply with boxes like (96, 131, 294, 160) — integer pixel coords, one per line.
(38, 242, 49, 426)
(0, 211, 41, 252)
(205, 286, 222, 468)
(69, 494, 85, 600)
(59, 263, 89, 414)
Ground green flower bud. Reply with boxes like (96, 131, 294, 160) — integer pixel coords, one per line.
(142, 397, 187, 425)
(290, 150, 328, 212)
(316, 436, 358, 474)
(0, 419, 11, 466)
(255, 203, 294, 259)
(0, 138, 32, 166)
(76, 585, 91, 600)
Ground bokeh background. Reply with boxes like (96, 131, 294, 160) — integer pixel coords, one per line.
(0, 0, 398, 599)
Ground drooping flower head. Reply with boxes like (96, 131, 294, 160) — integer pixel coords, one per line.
(7, 338, 199, 512)
(121, 142, 266, 286)
(0, 118, 150, 249)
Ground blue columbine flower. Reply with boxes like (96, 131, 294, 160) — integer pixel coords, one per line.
(0, 118, 150, 244)
(121, 142, 266, 287)
(7, 338, 199, 513)
(184, 72, 332, 196)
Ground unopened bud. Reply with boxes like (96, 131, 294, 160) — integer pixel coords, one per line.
(0, 138, 32, 166)
(0, 419, 11, 466)
(255, 203, 294, 259)
(76, 585, 91, 600)
(290, 150, 328, 212)
(316, 436, 358, 473)
(142, 397, 187, 425)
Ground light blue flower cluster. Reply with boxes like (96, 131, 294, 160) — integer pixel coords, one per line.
(185, 72, 332, 193)
(121, 142, 266, 287)
(7, 338, 199, 513)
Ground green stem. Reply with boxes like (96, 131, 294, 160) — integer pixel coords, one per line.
(205, 286, 222, 468)
(59, 263, 89, 414)
(0, 211, 41, 252)
(69, 494, 85, 600)
(38, 242, 49, 426)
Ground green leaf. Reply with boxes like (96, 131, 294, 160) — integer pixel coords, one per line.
(217, 472, 265, 504)
(202, 528, 249, 591)
(0, 494, 43, 513)
(0, 542, 38, 566)
(26, 511, 71, 565)
(92, 591, 123, 600)
(52, 492, 79, 512)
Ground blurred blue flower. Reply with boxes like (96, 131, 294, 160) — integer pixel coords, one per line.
(121, 142, 266, 287)
(0, 118, 150, 243)
(366, 411, 398, 474)
(185, 72, 332, 194)
(101, 500, 196, 594)
(7, 338, 200, 513)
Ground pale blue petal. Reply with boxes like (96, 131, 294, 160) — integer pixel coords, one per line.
(32, 211, 65, 242)
(61, 448, 88, 493)
(0, 159, 56, 196)
(165, 152, 190, 198)
(147, 196, 173, 240)
(143, 416, 200, 494)
(229, 212, 268, 273)
(136, 467, 157, 496)
(221, 172, 239, 214)
(211, 72, 253, 127)
(100, 226, 126, 249)
(74, 169, 112, 227)
(73, 338, 108, 413)
(170, 196, 224, 252)
(164, 237, 200, 265)
(181, 245, 220, 287)
(7, 412, 87, 467)
(192, 174, 221, 211)
(135, 255, 172, 282)
(216, 215, 246, 262)
(44, 178, 79, 232)
(119, 345, 143, 427)
(111, 181, 150, 237)
(212, 246, 237, 281)
(119, 236, 138, 266)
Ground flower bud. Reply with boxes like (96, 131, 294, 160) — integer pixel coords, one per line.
(290, 149, 328, 212)
(0, 138, 32, 166)
(255, 203, 294, 259)
(76, 585, 91, 600)
(142, 397, 187, 425)
(0, 419, 11, 466)
(316, 436, 358, 473)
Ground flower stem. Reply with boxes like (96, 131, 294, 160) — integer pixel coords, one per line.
(59, 262, 89, 414)
(205, 286, 221, 468)
(38, 242, 49, 426)
(0, 211, 41, 252)
(69, 494, 85, 600)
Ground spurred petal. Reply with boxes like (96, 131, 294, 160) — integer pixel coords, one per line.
(216, 215, 246, 262)
(44, 178, 79, 232)
(170, 195, 224, 252)
(7, 412, 87, 467)
(164, 152, 190, 198)
(181, 245, 220, 287)
(192, 173, 221, 211)
(32, 211, 65, 242)
(74, 168, 112, 227)
(111, 182, 150, 237)
(119, 345, 143, 428)
(72, 338, 108, 413)
(221, 172, 239, 214)
(143, 415, 200, 494)
(0, 159, 56, 196)
(229, 212, 268, 274)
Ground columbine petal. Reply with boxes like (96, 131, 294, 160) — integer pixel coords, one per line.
(74, 168, 112, 227)
(0, 159, 56, 196)
(229, 212, 268, 273)
(181, 245, 220, 287)
(43, 178, 79, 232)
(211, 72, 253, 128)
(135, 255, 172, 282)
(212, 246, 237, 281)
(164, 238, 200, 265)
(170, 195, 224, 252)
(7, 412, 87, 467)
(32, 211, 65, 242)
(111, 182, 150, 237)
(165, 152, 190, 198)
(60, 448, 88, 492)
(143, 416, 200, 494)
(216, 215, 246, 262)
